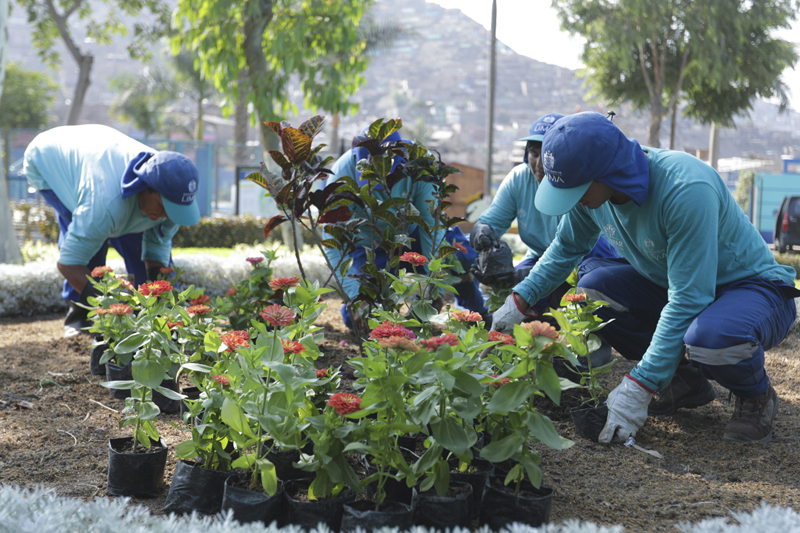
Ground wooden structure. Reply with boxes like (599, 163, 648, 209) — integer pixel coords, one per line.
(446, 162, 485, 232)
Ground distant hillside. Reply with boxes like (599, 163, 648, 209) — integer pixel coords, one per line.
(6, 0, 800, 173)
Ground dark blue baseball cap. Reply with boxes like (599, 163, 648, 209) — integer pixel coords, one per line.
(138, 151, 200, 226)
(519, 113, 565, 143)
(534, 112, 649, 216)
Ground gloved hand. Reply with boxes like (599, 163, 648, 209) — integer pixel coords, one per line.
(77, 280, 102, 307)
(598, 374, 654, 444)
(469, 223, 501, 252)
(147, 266, 163, 282)
(492, 292, 537, 333)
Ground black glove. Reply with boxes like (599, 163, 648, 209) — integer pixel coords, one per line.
(471, 240, 516, 286)
(469, 223, 501, 252)
(147, 266, 162, 282)
(78, 280, 103, 307)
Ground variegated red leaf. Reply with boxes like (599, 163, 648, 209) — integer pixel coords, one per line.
(281, 127, 312, 165)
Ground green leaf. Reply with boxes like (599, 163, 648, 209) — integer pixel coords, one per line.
(259, 460, 278, 496)
(487, 381, 536, 413)
(221, 397, 256, 438)
(520, 454, 543, 488)
(132, 359, 165, 389)
(204, 331, 222, 353)
(479, 434, 526, 463)
(115, 333, 146, 354)
(524, 411, 568, 450)
(536, 361, 562, 406)
(430, 417, 470, 456)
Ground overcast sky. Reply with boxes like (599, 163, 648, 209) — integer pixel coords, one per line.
(429, 0, 800, 113)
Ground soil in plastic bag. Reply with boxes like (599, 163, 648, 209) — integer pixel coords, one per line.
(570, 401, 609, 442)
(107, 436, 167, 497)
(162, 459, 233, 515)
(340, 499, 414, 533)
(282, 479, 356, 532)
(105, 362, 181, 414)
(260, 442, 314, 481)
(449, 457, 494, 519)
(479, 477, 554, 529)
(221, 473, 284, 525)
(413, 481, 472, 529)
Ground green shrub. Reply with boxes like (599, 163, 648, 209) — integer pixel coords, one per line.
(172, 215, 275, 248)
(774, 251, 800, 279)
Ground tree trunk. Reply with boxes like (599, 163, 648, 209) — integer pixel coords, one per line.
(65, 54, 92, 125)
(669, 101, 678, 150)
(708, 122, 720, 170)
(233, 71, 249, 216)
(0, 0, 23, 265)
(195, 97, 204, 141)
(329, 113, 340, 157)
(647, 105, 663, 148)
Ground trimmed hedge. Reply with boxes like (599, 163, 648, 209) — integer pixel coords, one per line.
(172, 215, 274, 248)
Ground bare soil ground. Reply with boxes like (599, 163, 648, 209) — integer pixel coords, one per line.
(2, 299, 800, 532)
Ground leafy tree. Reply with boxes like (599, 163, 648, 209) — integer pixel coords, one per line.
(16, 0, 169, 125)
(0, 62, 59, 129)
(553, 0, 799, 147)
(108, 70, 176, 138)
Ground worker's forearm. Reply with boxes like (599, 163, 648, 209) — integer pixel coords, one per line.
(57, 263, 92, 293)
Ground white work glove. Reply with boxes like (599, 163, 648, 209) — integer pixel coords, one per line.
(492, 292, 537, 334)
(598, 374, 654, 444)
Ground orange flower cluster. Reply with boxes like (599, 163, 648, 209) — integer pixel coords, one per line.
(260, 305, 296, 326)
(211, 374, 230, 386)
(94, 308, 109, 316)
(327, 392, 362, 415)
(369, 321, 416, 340)
(108, 303, 133, 315)
(269, 276, 301, 290)
(418, 333, 459, 350)
(523, 320, 559, 339)
(488, 331, 515, 346)
(91, 266, 113, 277)
(282, 340, 306, 354)
(315, 369, 328, 379)
(399, 252, 428, 266)
(563, 292, 586, 303)
(377, 336, 420, 353)
(187, 304, 212, 316)
(451, 310, 482, 323)
(116, 277, 135, 291)
(138, 280, 173, 297)
(166, 320, 184, 329)
(225, 287, 238, 296)
(221, 330, 250, 352)
(190, 295, 211, 306)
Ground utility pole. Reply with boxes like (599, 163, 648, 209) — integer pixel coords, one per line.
(483, 0, 497, 200)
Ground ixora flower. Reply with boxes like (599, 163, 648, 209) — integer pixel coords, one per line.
(399, 251, 428, 267)
(327, 392, 362, 415)
(268, 276, 301, 290)
(489, 375, 511, 388)
(260, 304, 296, 326)
(108, 303, 133, 315)
(138, 280, 174, 297)
(451, 310, 483, 323)
(187, 304, 212, 316)
(159, 267, 174, 275)
(221, 330, 250, 352)
(282, 340, 306, 354)
(211, 374, 230, 386)
(418, 333, 460, 350)
(246, 256, 264, 266)
(166, 319, 184, 329)
(369, 321, 416, 340)
(523, 320, 559, 339)
(91, 266, 113, 277)
(190, 295, 211, 305)
(564, 292, 586, 303)
(116, 277, 135, 291)
(377, 336, 420, 353)
(225, 287, 238, 297)
(488, 330, 515, 346)
(315, 368, 328, 379)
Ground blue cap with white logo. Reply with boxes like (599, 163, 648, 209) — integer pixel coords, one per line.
(519, 113, 565, 143)
(139, 151, 200, 226)
(534, 112, 649, 216)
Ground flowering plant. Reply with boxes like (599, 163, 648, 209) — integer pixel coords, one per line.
(215, 251, 280, 330)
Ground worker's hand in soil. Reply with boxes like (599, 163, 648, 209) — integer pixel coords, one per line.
(599, 374, 654, 444)
(491, 292, 537, 333)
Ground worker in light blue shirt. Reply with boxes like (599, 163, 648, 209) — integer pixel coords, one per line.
(24, 125, 201, 338)
(323, 127, 488, 329)
(471, 112, 617, 316)
(492, 112, 798, 444)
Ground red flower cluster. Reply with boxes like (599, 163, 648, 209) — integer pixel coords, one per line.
(282, 340, 306, 354)
(167, 320, 184, 329)
(138, 280, 173, 297)
(269, 276, 301, 290)
(159, 267, 174, 275)
(489, 375, 511, 388)
(451, 310, 483, 323)
(418, 333, 459, 350)
(399, 252, 428, 267)
(563, 292, 586, 303)
(94, 307, 109, 316)
(117, 277, 135, 291)
(246, 256, 264, 266)
(91, 266, 113, 277)
(327, 392, 362, 415)
(315, 368, 328, 379)
(211, 374, 230, 386)
(221, 330, 250, 352)
(488, 331, 515, 346)
(452, 241, 468, 254)
(369, 321, 416, 340)
(523, 320, 559, 339)
(377, 336, 420, 353)
(187, 304, 212, 316)
(108, 303, 133, 316)
(260, 305, 296, 326)
(225, 287, 238, 296)
(190, 295, 211, 305)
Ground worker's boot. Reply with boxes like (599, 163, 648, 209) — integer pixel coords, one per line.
(723, 385, 779, 443)
(63, 301, 91, 338)
(648, 363, 717, 416)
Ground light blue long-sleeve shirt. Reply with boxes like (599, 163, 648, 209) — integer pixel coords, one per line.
(515, 147, 796, 391)
(23, 125, 178, 266)
(477, 163, 560, 259)
(322, 148, 443, 299)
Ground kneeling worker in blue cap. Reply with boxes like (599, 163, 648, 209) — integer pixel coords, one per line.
(24, 125, 201, 337)
(491, 112, 798, 444)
